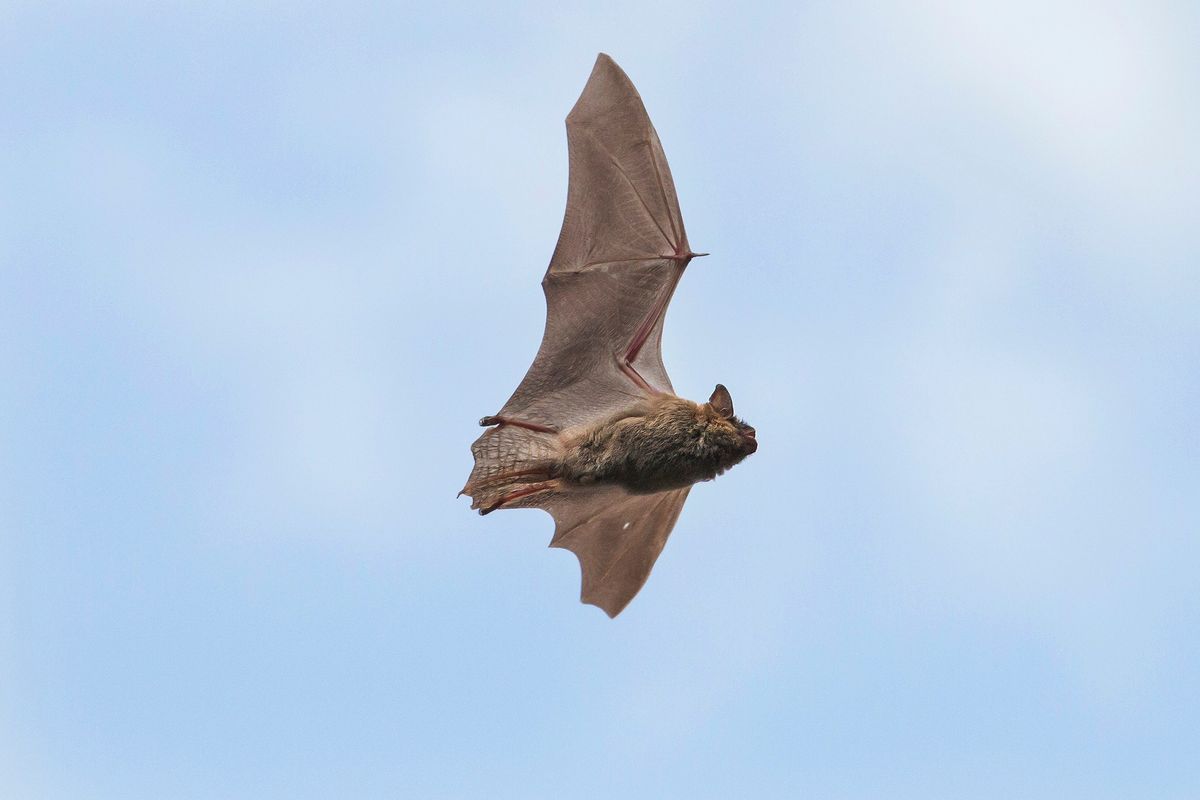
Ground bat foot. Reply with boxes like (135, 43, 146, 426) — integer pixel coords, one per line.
(479, 415, 558, 434)
(478, 481, 558, 514)
(471, 467, 555, 491)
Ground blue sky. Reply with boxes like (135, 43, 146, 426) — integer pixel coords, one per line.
(2, 2, 1198, 797)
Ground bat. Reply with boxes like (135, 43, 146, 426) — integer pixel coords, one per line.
(460, 53, 757, 617)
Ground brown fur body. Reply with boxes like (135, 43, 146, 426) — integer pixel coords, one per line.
(558, 394, 757, 494)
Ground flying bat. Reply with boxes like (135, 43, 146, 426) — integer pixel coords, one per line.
(461, 53, 757, 617)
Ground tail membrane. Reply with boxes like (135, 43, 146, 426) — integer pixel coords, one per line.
(461, 424, 561, 512)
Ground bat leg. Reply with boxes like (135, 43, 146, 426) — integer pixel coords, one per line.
(479, 415, 558, 433)
(479, 481, 558, 515)
(471, 467, 555, 490)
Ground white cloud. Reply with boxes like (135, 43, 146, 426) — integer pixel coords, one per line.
(877, 0, 1200, 301)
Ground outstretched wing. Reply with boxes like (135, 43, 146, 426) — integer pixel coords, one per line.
(546, 485, 692, 617)
(464, 54, 700, 616)
(492, 52, 694, 431)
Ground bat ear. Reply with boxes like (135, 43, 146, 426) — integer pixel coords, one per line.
(708, 384, 735, 418)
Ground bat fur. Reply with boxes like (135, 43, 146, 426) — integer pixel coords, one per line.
(560, 389, 757, 493)
(464, 387, 756, 509)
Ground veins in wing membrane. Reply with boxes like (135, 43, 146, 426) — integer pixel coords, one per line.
(583, 131, 677, 252)
(646, 139, 681, 245)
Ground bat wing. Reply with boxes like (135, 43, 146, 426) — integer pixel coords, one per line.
(547, 485, 692, 617)
(464, 54, 700, 616)
(493, 52, 695, 431)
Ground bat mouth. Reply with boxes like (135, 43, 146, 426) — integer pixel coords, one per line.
(740, 426, 758, 453)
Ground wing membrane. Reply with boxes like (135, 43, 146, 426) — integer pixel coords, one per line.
(492, 53, 690, 430)
(547, 485, 692, 617)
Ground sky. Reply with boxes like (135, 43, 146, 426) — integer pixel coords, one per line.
(2, 1, 1198, 797)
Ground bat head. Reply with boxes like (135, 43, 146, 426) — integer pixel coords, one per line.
(706, 384, 758, 457)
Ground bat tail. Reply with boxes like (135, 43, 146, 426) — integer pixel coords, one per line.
(461, 424, 562, 513)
